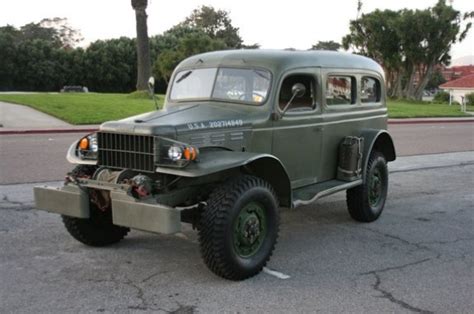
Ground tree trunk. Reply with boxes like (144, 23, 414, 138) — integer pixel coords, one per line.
(133, 2, 151, 91)
(414, 64, 434, 101)
(403, 66, 417, 100)
(393, 72, 403, 98)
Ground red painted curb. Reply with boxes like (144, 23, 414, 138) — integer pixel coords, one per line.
(0, 128, 98, 135)
(388, 119, 474, 125)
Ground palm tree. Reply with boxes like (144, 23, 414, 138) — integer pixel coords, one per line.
(131, 0, 151, 91)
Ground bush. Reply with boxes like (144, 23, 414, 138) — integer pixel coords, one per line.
(433, 91, 450, 103)
(466, 93, 474, 106)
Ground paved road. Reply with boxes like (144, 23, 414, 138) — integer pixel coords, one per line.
(1, 122, 473, 184)
(389, 122, 474, 156)
(1, 159, 473, 312)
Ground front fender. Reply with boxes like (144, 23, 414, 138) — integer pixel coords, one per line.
(156, 150, 277, 177)
(66, 139, 97, 165)
(156, 150, 292, 207)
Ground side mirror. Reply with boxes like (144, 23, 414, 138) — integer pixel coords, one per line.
(292, 83, 306, 97)
(148, 76, 159, 110)
(279, 83, 307, 117)
(148, 76, 155, 96)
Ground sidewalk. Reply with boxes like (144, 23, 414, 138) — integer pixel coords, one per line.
(0, 101, 98, 134)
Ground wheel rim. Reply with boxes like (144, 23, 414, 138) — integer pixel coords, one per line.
(368, 168, 383, 207)
(233, 202, 267, 258)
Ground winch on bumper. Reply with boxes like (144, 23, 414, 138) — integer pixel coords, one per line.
(34, 179, 181, 235)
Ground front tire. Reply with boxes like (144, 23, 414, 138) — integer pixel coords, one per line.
(62, 204, 129, 247)
(199, 175, 279, 280)
(346, 151, 388, 222)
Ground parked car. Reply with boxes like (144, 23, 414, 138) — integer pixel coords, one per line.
(35, 50, 396, 280)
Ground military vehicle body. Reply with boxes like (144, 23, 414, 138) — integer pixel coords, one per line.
(35, 50, 396, 280)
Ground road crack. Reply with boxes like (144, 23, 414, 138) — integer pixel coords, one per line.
(372, 272, 433, 314)
(359, 258, 433, 313)
(84, 270, 181, 312)
(359, 258, 431, 276)
(1, 194, 25, 206)
(361, 227, 432, 252)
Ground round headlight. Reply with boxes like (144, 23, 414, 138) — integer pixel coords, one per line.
(88, 135, 98, 152)
(168, 145, 183, 161)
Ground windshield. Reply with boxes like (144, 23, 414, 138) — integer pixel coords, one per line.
(170, 67, 271, 105)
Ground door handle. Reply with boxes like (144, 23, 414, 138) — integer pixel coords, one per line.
(313, 126, 323, 132)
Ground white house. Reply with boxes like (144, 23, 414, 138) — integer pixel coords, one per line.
(440, 74, 474, 105)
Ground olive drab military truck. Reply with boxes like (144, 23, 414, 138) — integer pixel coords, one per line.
(34, 50, 396, 280)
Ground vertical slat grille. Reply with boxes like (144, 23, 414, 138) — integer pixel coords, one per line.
(98, 132, 155, 172)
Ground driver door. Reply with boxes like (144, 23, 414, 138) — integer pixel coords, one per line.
(272, 69, 323, 188)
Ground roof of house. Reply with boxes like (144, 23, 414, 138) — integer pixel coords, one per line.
(440, 74, 474, 89)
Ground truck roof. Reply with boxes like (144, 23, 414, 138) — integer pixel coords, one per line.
(176, 49, 384, 76)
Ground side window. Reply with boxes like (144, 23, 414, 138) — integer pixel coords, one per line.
(361, 76, 381, 103)
(326, 76, 356, 105)
(279, 74, 316, 111)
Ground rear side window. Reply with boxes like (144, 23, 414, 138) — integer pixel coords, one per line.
(361, 77, 381, 103)
(326, 76, 356, 105)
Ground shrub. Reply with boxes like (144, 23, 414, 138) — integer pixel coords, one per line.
(466, 93, 474, 106)
(433, 91, 450, 103)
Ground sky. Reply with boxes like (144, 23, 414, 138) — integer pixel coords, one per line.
(1, 0, 473, 62)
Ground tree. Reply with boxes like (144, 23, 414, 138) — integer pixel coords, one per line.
(426, 69, 446, 90)
(343, 9, 405, 97)
(131, 0, 151, 91)
(343, 1, 473, 100)
(82, 38, 137, 92)
(18, 18, 82, 49)
(39, 17, 83, 49)
(310, 41, 341, 51)
(153, 29, 226, 83)
(0, 26, 20, 90)
(180, 5, 243, 48)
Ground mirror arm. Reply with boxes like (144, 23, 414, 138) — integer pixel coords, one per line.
(281, 92, 298, 116)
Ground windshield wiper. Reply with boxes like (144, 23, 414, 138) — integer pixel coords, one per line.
(254, 70, 270, 81)
(176, 70, 193, 83)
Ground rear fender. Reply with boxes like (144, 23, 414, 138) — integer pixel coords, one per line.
(360, 129, 396, 181)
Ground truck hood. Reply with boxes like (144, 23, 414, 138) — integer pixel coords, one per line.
(99, 102, 257, 137)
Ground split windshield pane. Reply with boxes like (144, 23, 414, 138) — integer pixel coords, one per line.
(170, 67, 271, 104)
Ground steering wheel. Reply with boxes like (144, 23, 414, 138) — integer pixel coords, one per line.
(238, 92, 265, 102)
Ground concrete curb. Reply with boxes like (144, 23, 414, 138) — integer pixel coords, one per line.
(1, 118, 473, 135)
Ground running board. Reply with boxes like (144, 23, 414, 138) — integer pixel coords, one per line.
(292, 179, 362, 208)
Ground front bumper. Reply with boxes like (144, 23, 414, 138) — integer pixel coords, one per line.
(34, 184, 181, 234)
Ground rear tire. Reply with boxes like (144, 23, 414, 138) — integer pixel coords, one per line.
(62, 204, 129, 247)
(346, 151, 388, 222)
(198, 175, 279, 280)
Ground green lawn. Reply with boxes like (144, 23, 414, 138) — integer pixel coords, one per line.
(387, 100, 470, 118)
(0, 93, 470, 124)
(0, 93, 164, 124)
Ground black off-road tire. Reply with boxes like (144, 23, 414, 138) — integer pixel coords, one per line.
(62, 205, 129, 247)
(346, 150, 388, 222)
(198, 175, 280, 280)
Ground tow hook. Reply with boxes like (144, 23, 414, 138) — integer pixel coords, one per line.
(127, 175, 154, 199)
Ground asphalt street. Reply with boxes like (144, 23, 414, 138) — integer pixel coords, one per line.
(1, 159, 473, 312)
(0, 122, 473, 313)
(1, 122, 473, 184)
